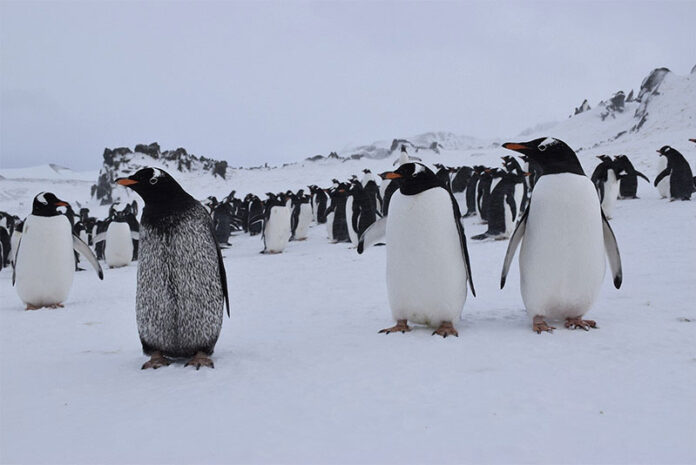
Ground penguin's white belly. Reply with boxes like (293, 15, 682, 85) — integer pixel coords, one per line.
(386, 189, 467, 326)
(346, 196, 358, 245)
(519, 174, 606, 320)
(294, 203, 313, 239)
(513, 183, 524, 220)
(265, 206, 290, 252)
(15, 215, 74, 306)
(10, 230, 21, 265)
(503, 197, 514, 237)
(601, 170, 619, 218)
(326, 212, 335, 240)
(311, 195, 318, 222)
(656, 157, 670, 198)
(105, 222, 133, 268)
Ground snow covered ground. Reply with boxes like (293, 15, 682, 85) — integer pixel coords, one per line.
(1, 179, 695, 464)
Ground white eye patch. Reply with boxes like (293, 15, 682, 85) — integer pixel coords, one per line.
(36, 192, 48, 205)
(150, 168, 164, 184)
(538, 138, 559, 151)
(412, 163, 427, 175)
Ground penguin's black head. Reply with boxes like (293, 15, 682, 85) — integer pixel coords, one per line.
(657, 145, 673, 156)
(363, 168, 371, 174)
(503, 137, 584, 176)
(383, 162, 441, 196)
(400, 145, 407, 153)
(116, 167, 192, 207)
(32, 192, 69, 217)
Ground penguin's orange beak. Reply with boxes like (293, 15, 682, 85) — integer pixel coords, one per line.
(384, 172, 402, 180)
(502, 142, 528, 152)
(116, 178, 138, 186)
(54, 201, 69, 207)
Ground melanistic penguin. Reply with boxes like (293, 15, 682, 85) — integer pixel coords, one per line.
(262, 193, 291, 253)
(358, 163, 475, 337)
(500, 138, 622, 333)
(13, 192, 103, 310)
(613, 155, 650, 199)
(116, 168, 229, 369)
(654, 145, 695, 200)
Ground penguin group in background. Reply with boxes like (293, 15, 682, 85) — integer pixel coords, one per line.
(613, 155, 650, 199)
(13, 192, 103, 310)
(261, 193, 291, 253)
(654, 145, 694, 200)
(591, 155, 621, 218)
(463, 166, 483, 217)
(359, 162, 475, 337)
(361, 169, 383, 215)
(500, 138, 622, 333)
(212, 198, 236, 246)
(502, 155, 529, 213)
(326, 183, 351, 242)
(246, 194, 264, 236)
(471, 170, 523, 241)
(0, 212, 13, 270)
(95, 203, 140, 268)
(450, 165, 473, 194)
(117, 168, 229, 370)
(348, 179, 377, 243)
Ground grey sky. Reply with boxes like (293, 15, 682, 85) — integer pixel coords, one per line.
(1, 1, 694, 170)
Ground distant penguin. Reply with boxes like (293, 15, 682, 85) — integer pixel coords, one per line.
(361, 169, 383, 214)
(0, 213, 11, 269)
(116, 168, 229, 370)
(348, 180, 377, 245)
(262, 193, 291, 253)
(359, 163, 475, 337)
(655, 155, 670, 198)
(212, 200, 235, 246)
(463, 166, 483, 217)
(290, 190, 312, 241)
(247, 195, 264, 236)
(94, 204, 140, 268)
(613, 155, 650, 199)
(9, 219, 23, 267)
(451, 166, 473, 194)
(654, 145, 695, 200)
(471, 172, 522, 240)
(13, 192, 103, 310)
(325, 184, 351, 242)
(308, 185, 329, 224)
(502, 155, 529, 214)
(500, 138, 622, 333)
(591, 155, 621, 218)
(477, 168, 502, 222)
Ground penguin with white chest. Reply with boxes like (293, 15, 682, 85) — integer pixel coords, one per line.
(13, 192, 103, 310)
(262, 193, 291, 253)
(500, 138, 622, 333)
(116, 168, 229, 370)
(96, 203, 140, 268)
(358, 163, 475, 337)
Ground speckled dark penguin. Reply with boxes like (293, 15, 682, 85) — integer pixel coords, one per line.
(117, 167, 229, 369)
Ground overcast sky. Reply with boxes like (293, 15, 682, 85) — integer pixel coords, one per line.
(1, 1, 694, 170)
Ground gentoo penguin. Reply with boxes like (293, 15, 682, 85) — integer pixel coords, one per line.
(290, 190, 312, 241)
(358, 163, 475, 337)
(247, 195, 264, 236)
(325, 184, 351, 242)
(97, 204, 140, 268)
(13, 192, 103, 310)
(500, 138, 622, 333)
(116, 168, 229, 369)
(348, 179, 377, 243)
(502, 155, 529, 214)
(471, 171, 522, 241)
(463, 166, 483, 217)
(477, 168, 502, 222)
(590, 155, 621, 218)
(212, 200, 235, 246)
(361, 169, 383, 214)
(450, 166, 473, 194)
(308, 185, 329, 224)
(654, 146, 695, 200)
(262, 193, 291, 253)
(613, 155, 650, 199)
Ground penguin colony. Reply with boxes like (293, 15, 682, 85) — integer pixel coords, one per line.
(5, 139, 694, 368)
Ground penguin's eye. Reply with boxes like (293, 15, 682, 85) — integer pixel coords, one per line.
(149, 177, 158, 185)
(538, 144, 547, 152)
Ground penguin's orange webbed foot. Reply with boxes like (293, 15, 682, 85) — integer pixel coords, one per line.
(185, 351, 214, 370)
(379, 319, 411, 334)
(141, 351, 171, 370)
(47, 303, 64, 309)
(432, 321, 458, 338)
(565, 317, 598, 331)
(532, 316, 555, 334)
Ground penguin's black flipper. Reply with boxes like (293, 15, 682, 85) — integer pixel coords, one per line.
(210, 225, 230, 317)
(72, 234, 103, 280)
(654, 168, 670, 187)
(601, 211, 622, 289)
(448, 190, 476, 297)
(636, 170, 650, 183)
(500, 208, 528, 289)
(357, 216, 387, 254)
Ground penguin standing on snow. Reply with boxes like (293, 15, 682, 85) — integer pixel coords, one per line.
(325, 184, 351, 242)
(308, 185, 329, 224)
(13, 192, 103, 310)
(654, 145, 695, 200)
(116, 168, 229, 369)
(500, 138, 622, 333)
(96, 203, 141, 268)
(290, 190, 312, 241)
(247, 195, 264, 236)
(590, 155, 621, 218)
(613, 155, 650, 199)
(361, 169, 383, 214)
(261, 193, 291, 253)
(471, 171, 522, 241)
(358, 163, 475, 337)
